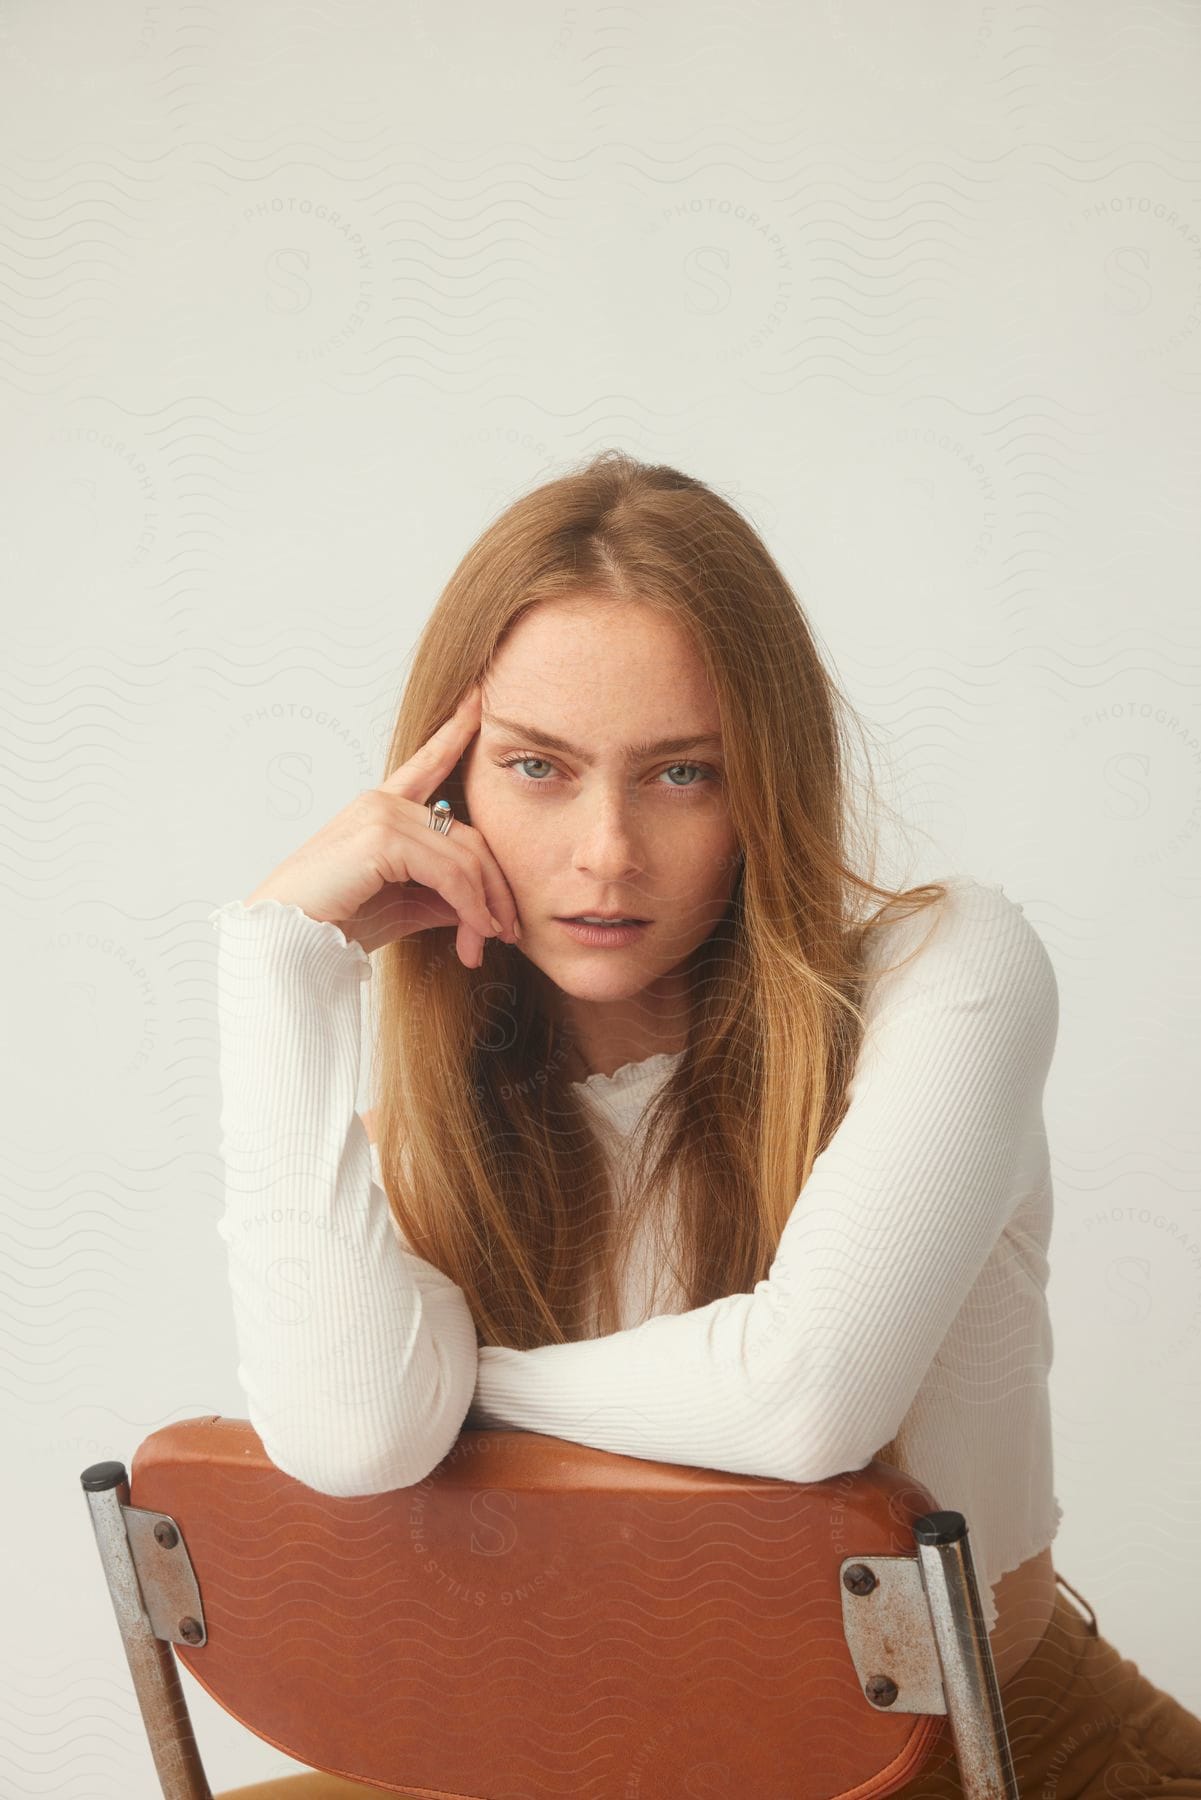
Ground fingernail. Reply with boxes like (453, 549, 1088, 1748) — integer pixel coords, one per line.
(513, 919, 523, 940)
(490, 914, 503, 935)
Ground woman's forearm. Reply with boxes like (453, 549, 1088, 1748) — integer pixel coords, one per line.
(210, 897, 479, 1495)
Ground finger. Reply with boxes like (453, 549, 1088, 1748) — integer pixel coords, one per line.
(461, 826, 521, 942)
(457, 916, 485, 969)
(387, 817, 501, 948)
(407, 807, 518, 944)
(380, 684, 482, 806)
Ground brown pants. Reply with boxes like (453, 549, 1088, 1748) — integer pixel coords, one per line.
(891, 1571, 1201, 1797)
(217, 1573, 1201, 1799)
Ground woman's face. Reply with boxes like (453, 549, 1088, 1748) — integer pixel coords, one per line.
(459, 596, 742, 1064)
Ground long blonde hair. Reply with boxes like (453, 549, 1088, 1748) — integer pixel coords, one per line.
(370, 449, 946, 1361)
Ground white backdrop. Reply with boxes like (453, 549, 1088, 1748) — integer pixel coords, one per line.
(3, 1, 1200, 1793)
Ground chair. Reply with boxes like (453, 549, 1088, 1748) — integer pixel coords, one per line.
(81, 1415, 1019, 1799)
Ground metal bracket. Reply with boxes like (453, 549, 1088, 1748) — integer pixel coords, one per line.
(121, 1506, 207, 1648)
(839, 1553, 946, 1715)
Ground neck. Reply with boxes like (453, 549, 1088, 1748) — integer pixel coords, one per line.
(556, 970, 692, 1084)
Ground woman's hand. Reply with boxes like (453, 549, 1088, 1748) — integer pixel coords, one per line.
(243, 683, 520, 966)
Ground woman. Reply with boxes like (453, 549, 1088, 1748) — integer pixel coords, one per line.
(212, 451, 1201, 1797)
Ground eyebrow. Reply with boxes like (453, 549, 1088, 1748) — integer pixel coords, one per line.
(482, 713, 724, 765)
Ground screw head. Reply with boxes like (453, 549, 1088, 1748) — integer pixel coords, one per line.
(153, 1521, 179, 1549)
(178, 1617, 203, 1645)
(865, 1674, 899, 1707)
(843, 1562, 878, 1596)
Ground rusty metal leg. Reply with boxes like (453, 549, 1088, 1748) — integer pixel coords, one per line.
(81, 1460, 212, 1800)
(912, 1511, 1018, 1800)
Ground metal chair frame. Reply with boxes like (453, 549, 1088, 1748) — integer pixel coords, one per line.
(81, 1419, 1019, 1800)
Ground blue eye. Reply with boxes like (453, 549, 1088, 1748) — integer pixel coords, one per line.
(495, 754, 715, 796)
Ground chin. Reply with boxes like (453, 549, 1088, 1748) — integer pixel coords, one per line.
(548, 965, 658, 1001)
(559, 963, 653, 988)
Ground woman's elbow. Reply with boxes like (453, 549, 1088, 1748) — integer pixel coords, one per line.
(253, 1365, 477, 1498)
(259, 1421, 462, 1497)
(765, 1405, 885, 1488)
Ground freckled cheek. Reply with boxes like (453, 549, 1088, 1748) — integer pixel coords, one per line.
(656, 842, 736, 918)
(468, 789, 541, 874)
(461, 770, 509, 829)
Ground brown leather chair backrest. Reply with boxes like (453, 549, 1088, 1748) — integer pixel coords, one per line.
(131, 1416, 953, 1799)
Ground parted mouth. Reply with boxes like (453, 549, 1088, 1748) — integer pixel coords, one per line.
(558, 913, 650, 923)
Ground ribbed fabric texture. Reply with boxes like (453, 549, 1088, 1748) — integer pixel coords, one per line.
(208, 897, 480, 1497)
(209, 875, 1064, 1636)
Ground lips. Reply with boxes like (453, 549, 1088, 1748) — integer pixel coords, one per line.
(560, 915, 649, 923)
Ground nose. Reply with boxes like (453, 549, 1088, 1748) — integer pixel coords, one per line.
(570, 795, 647, 885)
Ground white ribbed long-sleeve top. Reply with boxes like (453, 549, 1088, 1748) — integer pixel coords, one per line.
(208, 873, 1063, 1637)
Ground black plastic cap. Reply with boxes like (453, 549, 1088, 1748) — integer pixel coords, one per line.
(80, 1460, 128, 1492)
(912, 1509, 967, 1546)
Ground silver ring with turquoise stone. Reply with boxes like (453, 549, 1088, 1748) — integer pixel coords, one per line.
(426, 797, 455, 836)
